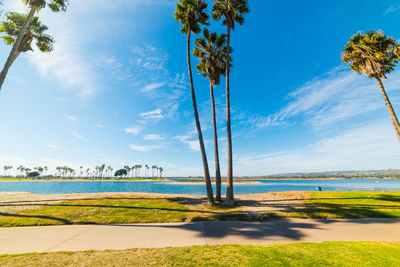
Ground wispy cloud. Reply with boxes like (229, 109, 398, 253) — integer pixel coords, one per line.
(129, 144, 163, 152)
(125, 126, 143, 136)
(143, 134, 165, 141)
(237, 121, 400, 175)
(243, 66, 400, 131)
(65, 115, 78, 123)
(140, 82, 166, 93)
(174, 136, 200, 151)
(71, 131, 88, 142)
(47, 144, 62, 150)
(383, 5, 400, 16)
(140, 108, 164, 121)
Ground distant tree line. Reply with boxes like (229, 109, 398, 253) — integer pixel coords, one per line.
(1, 164, 164, 179)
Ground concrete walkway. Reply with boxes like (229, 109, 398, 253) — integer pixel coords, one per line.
(1, 218, 400, 255)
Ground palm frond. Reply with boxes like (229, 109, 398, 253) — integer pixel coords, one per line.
(342, 30, 400, 79)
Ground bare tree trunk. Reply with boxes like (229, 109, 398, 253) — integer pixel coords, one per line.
(187, 32, 214, 206)
(376, 77, 400, 141)
(0, 6, 36, 91)
(225, 26, 234, 205)
(210, 83, 222, 202)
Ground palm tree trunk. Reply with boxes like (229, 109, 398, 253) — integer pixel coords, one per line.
(210, 83, 222, 202)
(375, 77, 400, 141)
(0, 6, 36, 91)
(187, 32, 214, 206)
(225, 26, 234, 205)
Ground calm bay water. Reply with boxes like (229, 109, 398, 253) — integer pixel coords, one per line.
(0, 179, 399, 195)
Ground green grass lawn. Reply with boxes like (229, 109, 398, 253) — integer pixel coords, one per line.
(0, 197, 227, 227)
(1, 192, 400, 227)
(0, 242, 399, 266)
(294, 191, 400, 219)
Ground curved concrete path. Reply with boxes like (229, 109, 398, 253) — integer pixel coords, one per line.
(1, 218, 400, 255)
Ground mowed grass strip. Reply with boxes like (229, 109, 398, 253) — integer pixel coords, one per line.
(0, 197, 242, 227)
(298, 191, 400, 219)
(0, 242, 399, 267)
(1, 192, 400, 227)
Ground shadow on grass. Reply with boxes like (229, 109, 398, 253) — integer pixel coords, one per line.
(1, 193, 400, 227)
(0, 212, 73, 224)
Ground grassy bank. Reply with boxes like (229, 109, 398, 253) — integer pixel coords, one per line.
(1, 242, 399, 266)
(1, 192, 400, 227)
(292, 191, 400, 219)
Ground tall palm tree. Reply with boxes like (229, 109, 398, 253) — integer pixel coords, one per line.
(212, 0, 249, 205)
(0, 12, 54, 80)
(0, 0, 68, 91)
(107, 166, 113, 178)
(193, 29, 227, 202)
(342, 31, 400, 141)
(175, 0, 215, 206)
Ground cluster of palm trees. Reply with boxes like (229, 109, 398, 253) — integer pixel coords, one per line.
(342, 31, 400, 142)
(1, 164, 164, 179)
(0, 0, 68, 91)
(123, 164, 164, 179)
(13, 165, 48, 177)
(175, 0, 249, 206)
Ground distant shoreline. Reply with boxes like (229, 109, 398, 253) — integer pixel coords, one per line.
(0, 177, 399, 182)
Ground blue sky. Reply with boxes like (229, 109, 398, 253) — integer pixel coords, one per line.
(1, 0, 400, 176)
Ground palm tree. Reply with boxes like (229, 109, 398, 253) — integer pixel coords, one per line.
(342, 31, 400, 141)
(137, 164, 142, 177)
(0, 0, 68, 91)
(193, 29, 227, 202)
(107, 166, 113, 178)
(175, 0, 215, 206)
(0, 12, 54, 85)
(124, 165, 130, 178)
(3, 165, 12, 177)
(212, 0, 249, 205)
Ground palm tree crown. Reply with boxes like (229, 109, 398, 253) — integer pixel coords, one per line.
(212, 0, 249, 30)
(0, 12, 54, 54)
(24, 0, 69, 12)
(193, 29, 228, 86)
(174, 0, 209, 35)
(341, 31, 400, 79)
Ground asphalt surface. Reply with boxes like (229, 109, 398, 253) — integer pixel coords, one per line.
(1, 218, 400, 254)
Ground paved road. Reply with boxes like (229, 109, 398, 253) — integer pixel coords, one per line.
(1, 218, 400, 255)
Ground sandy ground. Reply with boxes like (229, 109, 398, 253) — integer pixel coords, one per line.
(0, 191, 308, 214)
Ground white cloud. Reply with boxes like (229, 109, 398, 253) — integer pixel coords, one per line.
(143, 134, 165, 141)
(140, 108, 164, 120)
(65, 115, 78, 123)
(71, 131, 88, 142)
(0, 155, 27, 164)
(245, 66, 400, 130)
(125, 126, 143, 136)
(383, 6, 400, 16)
(174, 136, 200, 152)
(237, 121, 400, 176)
(47, 144, 62, 150)
(129, 144, 163, 152)
(140, 82, 165, 93)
